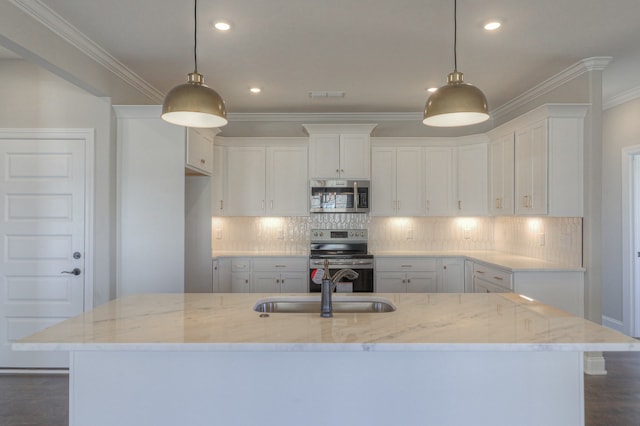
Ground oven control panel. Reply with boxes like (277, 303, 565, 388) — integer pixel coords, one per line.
(310, 229, 367, 241)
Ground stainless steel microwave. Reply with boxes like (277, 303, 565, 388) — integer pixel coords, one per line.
(309, 180, 369, 213)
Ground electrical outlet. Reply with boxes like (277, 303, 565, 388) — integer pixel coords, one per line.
(406, 228, 413, 240)
(278, 228, 284, 240)
(215, 229, 222, 240)
(538, 233, 546, 246)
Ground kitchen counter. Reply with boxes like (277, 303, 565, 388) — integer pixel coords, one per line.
(373, 249, 584, 271)
(17, 293, 636, 426)
(15, 293, 635, 352)
(212, 249, 583, 272)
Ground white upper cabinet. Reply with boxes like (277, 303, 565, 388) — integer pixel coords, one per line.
(489, 133, 515, 215)
(267, 146, 309, 216)
(219, 138, 308, 217)
(371, 146, 424, 216)
(212, 145, 224, 215)
(456, 143, 489, 216)
(225, 146, 267, 216)
(515, 119, 548, 215)
(489, 104, 588, 217)
(185, 128, 215, 176)
(304, 124, 377, 180)
(425, 147, 455, 216)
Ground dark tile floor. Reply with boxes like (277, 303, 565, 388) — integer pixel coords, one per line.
(1, 352, 639, 426)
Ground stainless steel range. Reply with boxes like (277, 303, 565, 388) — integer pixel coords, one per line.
(309, 229, 374, 292)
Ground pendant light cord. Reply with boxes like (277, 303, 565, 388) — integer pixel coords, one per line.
(453, 0, 457, 72)
(193, 0, 198, 73)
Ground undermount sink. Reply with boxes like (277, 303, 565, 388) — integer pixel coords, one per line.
(253, 296, 396, 314)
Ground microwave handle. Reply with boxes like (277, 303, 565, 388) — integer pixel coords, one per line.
(354, 181, 358, 210)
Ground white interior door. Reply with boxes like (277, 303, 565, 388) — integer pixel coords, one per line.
(0, 135, 88, 368)
(634, 155, 640, 336)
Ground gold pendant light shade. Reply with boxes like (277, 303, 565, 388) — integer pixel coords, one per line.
(162, 72, 228, 128)
(161, 0, 228, 128)
(423, 0, 490, 127)
(423, 71, 489, 127)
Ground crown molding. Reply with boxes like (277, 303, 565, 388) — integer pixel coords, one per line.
(491, 57, 611, 122)
(10, 0, 164, 103)
(604, 85, 640, 110)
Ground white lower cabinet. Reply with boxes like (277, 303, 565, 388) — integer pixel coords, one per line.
(225, 257, 308, 293)
(470, 260, 585, 317)
(472, 262, 513, 293)
(375, 258, 438, 293)
(437, 258, 465, 293)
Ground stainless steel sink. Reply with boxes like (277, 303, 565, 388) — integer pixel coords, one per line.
(253, 296, 396, 314)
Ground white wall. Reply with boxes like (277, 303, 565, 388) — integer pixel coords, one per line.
(602, 97, 640, 322)
(0, 59, 115, 307)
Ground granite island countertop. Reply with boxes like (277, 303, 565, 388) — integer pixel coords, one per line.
(14, 293, 638, 353)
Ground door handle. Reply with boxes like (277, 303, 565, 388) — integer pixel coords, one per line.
(61, 268, 81, 276)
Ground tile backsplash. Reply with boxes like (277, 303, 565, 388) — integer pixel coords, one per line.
(212, 215, 582, 266)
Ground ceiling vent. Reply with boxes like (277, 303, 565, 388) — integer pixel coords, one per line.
(308, 91, 346, 98)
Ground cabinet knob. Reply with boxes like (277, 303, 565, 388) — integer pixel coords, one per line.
(336, 169, 340, 174)
(200, 159, 206, 164)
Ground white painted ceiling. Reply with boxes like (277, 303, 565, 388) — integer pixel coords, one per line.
(16, 0, 640, 113)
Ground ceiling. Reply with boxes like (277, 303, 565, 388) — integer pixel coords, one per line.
(5, 0, 640, 116)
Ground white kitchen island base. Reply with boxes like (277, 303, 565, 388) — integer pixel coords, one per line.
(70, 349, 583, 426)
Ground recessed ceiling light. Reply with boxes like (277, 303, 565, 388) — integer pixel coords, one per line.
(483, 20, 501, 31)
(249, 87, 261, 94)
(213, 20, 231, 31)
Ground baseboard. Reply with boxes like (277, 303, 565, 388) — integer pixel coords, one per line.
(584, 352, 607, 375)
(602, 315, 625, 333)
(0, 368, 69, 375)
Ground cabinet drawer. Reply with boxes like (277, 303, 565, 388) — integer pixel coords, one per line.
(253, 258, 308, 272)
(473, 263, 513, 290)
(231, 259, 252, 272)
(376, 257, 437, 272)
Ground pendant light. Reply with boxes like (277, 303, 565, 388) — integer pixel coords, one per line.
(423, 0, 489, 127)
(161, 0, 228, 128)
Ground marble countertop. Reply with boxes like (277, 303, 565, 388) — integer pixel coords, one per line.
(14, 293, 638, 353)
(212, 249, 583, 272)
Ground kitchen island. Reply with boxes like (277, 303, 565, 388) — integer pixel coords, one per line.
(14, 293, 640, 426)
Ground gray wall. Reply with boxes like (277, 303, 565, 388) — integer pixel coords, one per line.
(0, 59, 115, 307)
(602, 97, 640, 323)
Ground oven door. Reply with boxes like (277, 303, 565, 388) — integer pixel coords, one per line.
(309, 262, 374, 293)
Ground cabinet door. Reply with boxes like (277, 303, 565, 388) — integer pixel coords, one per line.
(252, 272, 280, 293)
(267, 146, 308, 216)
(186, 128, 213, 175)
(406, 272, 438, 293)
(340, 134, 370, 179)
(212, 145, 225, 215)
(425, 147, 455, 216)
(375, 273, 406, 292)
(489, 134, 514, 215)
(308, 134, 340, 178)
(515, 120, 548, 215)
(370, 147, 397, 216)
(231, 273, 251, 293)
(225, 147, 266, 215)
(438, 258, 465, 293)
(280, 272, 308, 293)
(456, 144, 488, 215)
(396, 147, 424, 216)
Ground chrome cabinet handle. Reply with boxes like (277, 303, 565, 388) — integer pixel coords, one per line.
(458, 200, 462, 210)
(493, 276, 503, 281)
(61, 268, 81, 276)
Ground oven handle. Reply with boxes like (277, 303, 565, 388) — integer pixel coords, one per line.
(310, 260, 374, 268)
